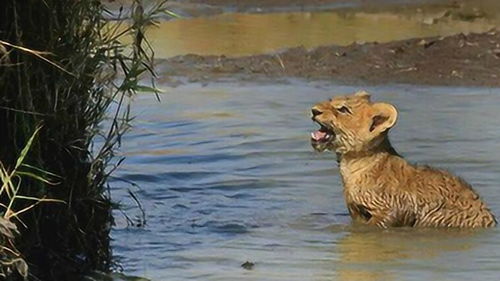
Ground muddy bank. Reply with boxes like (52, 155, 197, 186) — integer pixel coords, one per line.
(160, 31, 500, 87)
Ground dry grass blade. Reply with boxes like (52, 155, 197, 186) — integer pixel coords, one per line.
(0, 40, 75, 76)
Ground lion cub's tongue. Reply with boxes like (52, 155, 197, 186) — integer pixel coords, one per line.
(311, 130, 327, 141)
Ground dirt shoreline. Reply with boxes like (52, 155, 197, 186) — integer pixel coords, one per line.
(160, 31, 500, 87)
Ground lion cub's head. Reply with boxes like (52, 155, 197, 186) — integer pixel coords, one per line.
(310, 90, 398, 154)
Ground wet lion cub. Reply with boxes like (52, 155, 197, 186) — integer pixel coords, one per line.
(310, 91, 496, 228)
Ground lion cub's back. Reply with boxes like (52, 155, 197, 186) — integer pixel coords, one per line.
(409, 165, 496, 228)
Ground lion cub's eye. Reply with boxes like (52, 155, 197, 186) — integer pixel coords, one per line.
(337, 106, 351, 114)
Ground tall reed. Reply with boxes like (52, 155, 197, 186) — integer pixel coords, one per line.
(0, 0, 165, 279)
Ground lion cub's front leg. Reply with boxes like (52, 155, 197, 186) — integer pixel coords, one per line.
(347, 194, 415, 228)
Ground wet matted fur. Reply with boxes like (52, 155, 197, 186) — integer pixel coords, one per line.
(310, 91, 496, 228)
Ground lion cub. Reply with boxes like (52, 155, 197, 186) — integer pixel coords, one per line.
(310, 91, 496, 228)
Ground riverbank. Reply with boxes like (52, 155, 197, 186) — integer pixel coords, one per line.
(160, 30, 500, 87)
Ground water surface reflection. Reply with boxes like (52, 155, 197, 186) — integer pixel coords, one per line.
(147, 5, 500, 57)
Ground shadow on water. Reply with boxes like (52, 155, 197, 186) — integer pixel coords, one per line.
(84, 272, 152, 281)
(108, 82, 500, 280)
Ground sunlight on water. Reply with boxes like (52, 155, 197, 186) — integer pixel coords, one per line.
(147, 8, 500, 58)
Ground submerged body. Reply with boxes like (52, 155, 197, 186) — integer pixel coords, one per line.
(310, 91, 496, 228)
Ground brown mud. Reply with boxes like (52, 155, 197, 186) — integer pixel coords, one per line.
(161, 30, 500, 87)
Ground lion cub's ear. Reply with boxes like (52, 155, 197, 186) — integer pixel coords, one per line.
(369, 103, 398, 134)
(354, 90, 371, 101)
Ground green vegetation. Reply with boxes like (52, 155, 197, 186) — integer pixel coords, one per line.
(0, 0, 166, 280)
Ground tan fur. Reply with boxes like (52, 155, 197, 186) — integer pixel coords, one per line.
(311, 91, 496, 228)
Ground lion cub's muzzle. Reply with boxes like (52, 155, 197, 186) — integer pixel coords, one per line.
(310, 109, 336, 152)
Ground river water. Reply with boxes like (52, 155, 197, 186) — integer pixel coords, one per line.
(109, 82, 500, 281)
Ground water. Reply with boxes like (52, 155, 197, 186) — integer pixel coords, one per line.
(146, 1, 500, 58)
(110, 81, 500, 281)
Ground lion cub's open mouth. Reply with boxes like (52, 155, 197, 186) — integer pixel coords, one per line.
(311, 123, 335, 143)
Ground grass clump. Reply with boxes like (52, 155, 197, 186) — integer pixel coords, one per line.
(0, 0, 166, 279)
(0, 128, 61, 280)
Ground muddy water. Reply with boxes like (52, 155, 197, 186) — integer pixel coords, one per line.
(110, 82, 500, 281)
(148, 5, 500, 58)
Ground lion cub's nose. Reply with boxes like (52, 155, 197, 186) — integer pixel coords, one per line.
(311, 108, 322, 118)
